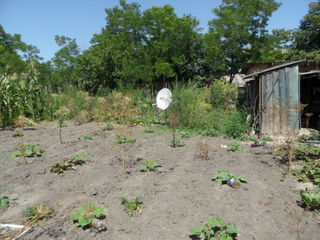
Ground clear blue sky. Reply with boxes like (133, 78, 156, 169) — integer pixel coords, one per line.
(0, 0, 314, 61)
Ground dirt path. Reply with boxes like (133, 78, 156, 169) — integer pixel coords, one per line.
(0, 122, 319, 240)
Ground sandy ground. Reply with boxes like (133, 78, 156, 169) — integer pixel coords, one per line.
(0, 121, 319, 240)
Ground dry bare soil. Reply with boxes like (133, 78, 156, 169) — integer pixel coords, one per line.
(0, 121, 319, 240)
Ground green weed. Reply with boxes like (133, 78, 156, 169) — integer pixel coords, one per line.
(51, 153, 90, 173)
(71, 205, 104, 228)
(114, 135, 136, 144)
(190, 216, 239, 240)
(139, 158, 160, 172)
(300, 190, 320, 210)
(120, 197, 143, 217)
(102, 123, 114, 131)
(212, 170, 247, 186)
(293, 160, 320, 185)
(0, 198, 9, 209)
(22, 203, 54, 225)
(11, 142, 45, 158)
(80, 135, 93, 140)
(170, 138, 185, 148)
(227, 142, 247, 152)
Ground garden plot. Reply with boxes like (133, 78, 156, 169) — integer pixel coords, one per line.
(0, 121, 319, 240)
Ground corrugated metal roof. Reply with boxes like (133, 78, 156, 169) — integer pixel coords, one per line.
(243, 60, 306, 79)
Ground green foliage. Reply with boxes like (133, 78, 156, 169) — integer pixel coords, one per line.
(170, 138, 186, 148)
(0, 197, 9, 209)
(71, 205, 104, 227)
(295, 2, 320, 51)
(80, 135, 93, 140)
(300, 190, 320, 210)
(51, 153, 90, 173)
(120, 197, 143, 217)
(224, 110, 249, 139)
(293, 160, 320, 185)
(114, 135, 136, 144)
(102, 123, 114, 131)
(139, 158, 160, 172)
(227, 142, 247, 152)
(0, 66, 47, 127)
(212, 170, 247, 186)
(190, 216, 239, 240)
(207, 0, 280, 82)
(11, 142, 44, 158)
(210, 80, 238, 109)
(294, 143, 320, 161)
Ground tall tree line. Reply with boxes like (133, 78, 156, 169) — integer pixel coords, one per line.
(1, 0, 319, 94)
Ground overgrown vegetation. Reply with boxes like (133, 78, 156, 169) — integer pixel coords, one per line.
(71, 205, 105, 228)
(190, 216, 239, 240)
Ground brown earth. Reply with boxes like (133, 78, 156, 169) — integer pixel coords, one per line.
(0, 121, 319, 240)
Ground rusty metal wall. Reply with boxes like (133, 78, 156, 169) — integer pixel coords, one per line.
(259, 64, 300, 135)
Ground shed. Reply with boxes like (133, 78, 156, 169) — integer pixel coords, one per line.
(243, 60, 320, 135)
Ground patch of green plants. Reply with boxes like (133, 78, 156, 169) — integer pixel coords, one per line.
(0, 197, 9, 209)
(22, 203, 54, 225)
(212, 170, 247, 186)
(11, 142, 45, 158)
(51, 153, 91, 173)
(71, 204, 105, 228)
(294, 143, 320, 161)
(300, 190, 320, 210)
(299, 131, 320, 143)
(293, 160, 320, 185)
(80, 135, 93, 140)
(120, 197, 143, 217)
(226, 142, 247, 152)
(102, 123, 114, 131)
(190, 216, 239, 240)
(114, 135, 136, 144)
(170, 138, 185, 147)
(139, 158, 160, 172)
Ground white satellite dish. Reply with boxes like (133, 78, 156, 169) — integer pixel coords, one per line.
(156, 88, 172, 110)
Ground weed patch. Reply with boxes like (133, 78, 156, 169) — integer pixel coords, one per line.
(139, 158, 160, 172)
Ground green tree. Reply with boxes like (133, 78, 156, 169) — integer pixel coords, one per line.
(51, 35, 80, 91)
(207, 0, 280, 82)
(295, 1, 320, 51)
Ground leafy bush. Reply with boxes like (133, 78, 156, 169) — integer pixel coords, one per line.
(190, 216, 239, 240)
(210, 80, 238, 109)
(71, 205, 104, 227)
(224, 110, 249, 139)
(300, 190, 320, 210)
